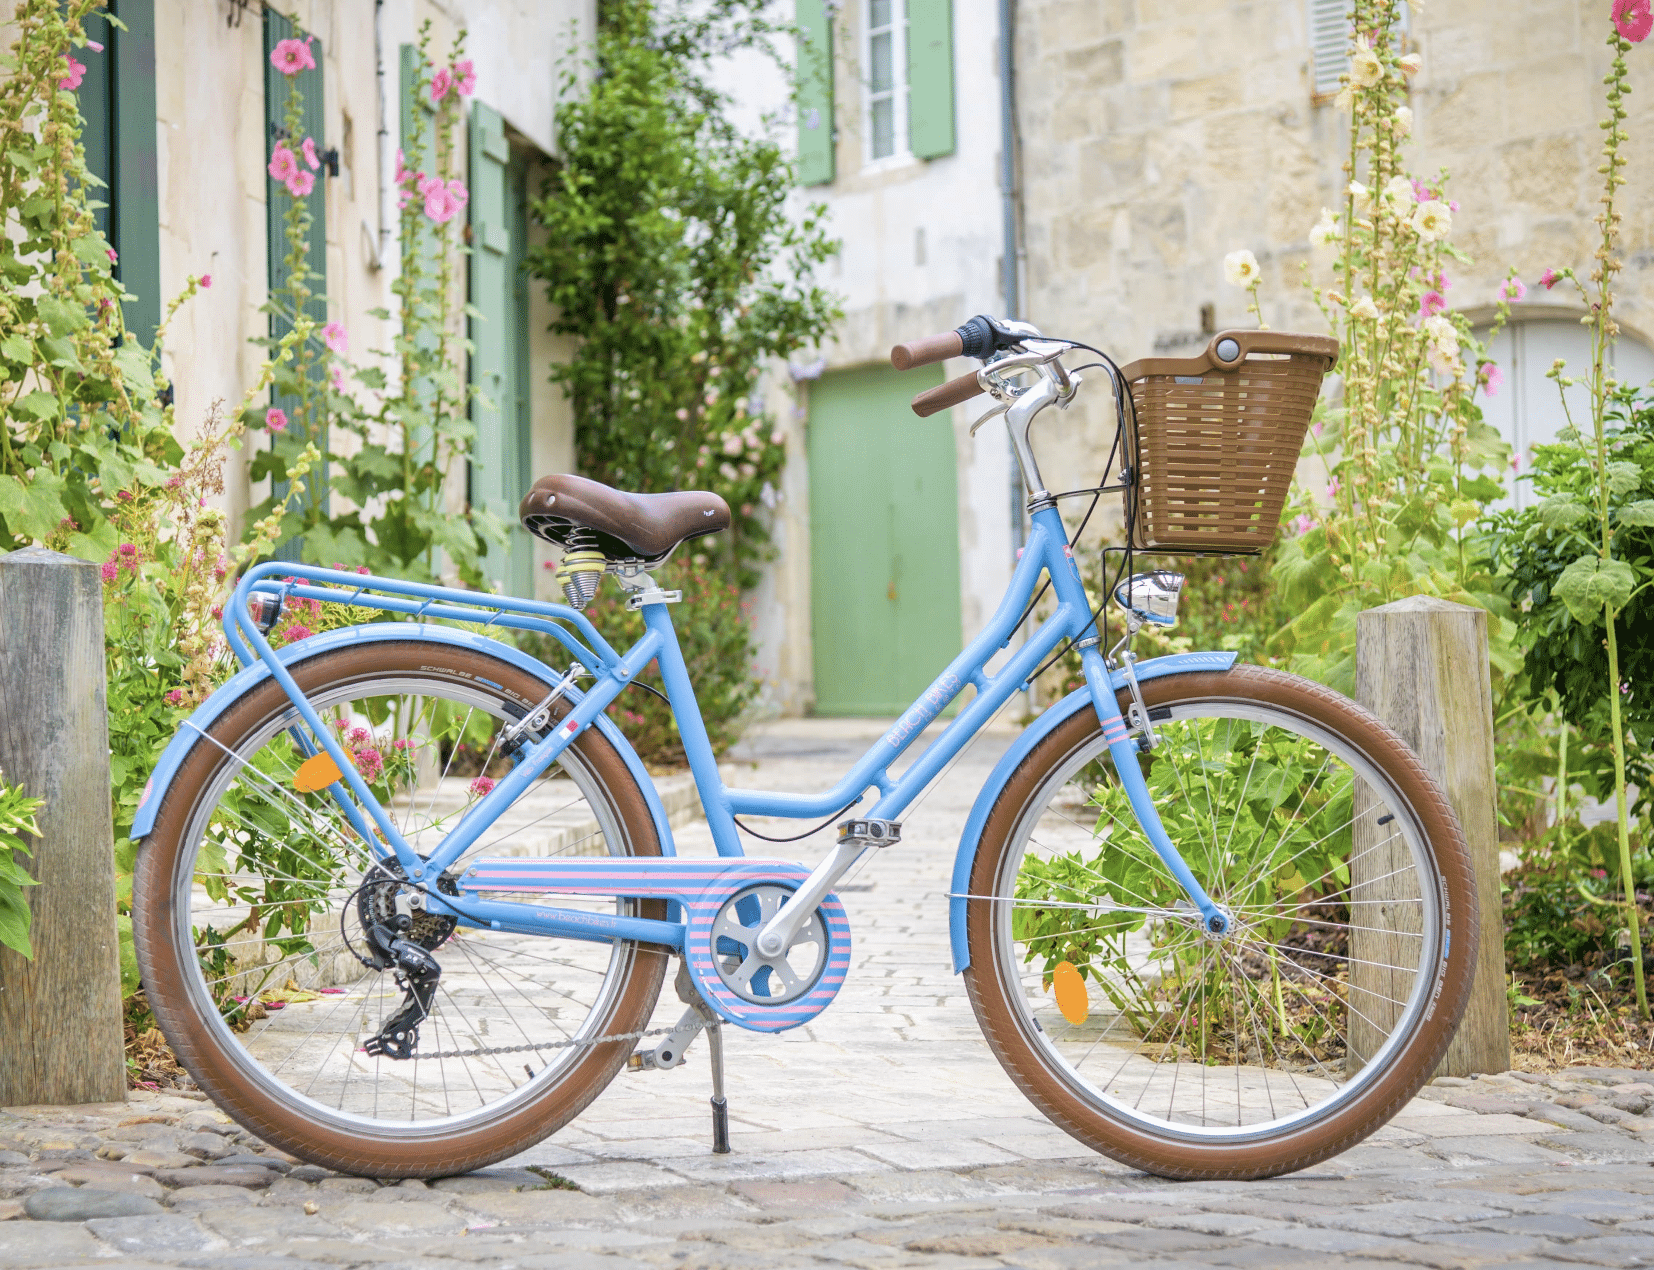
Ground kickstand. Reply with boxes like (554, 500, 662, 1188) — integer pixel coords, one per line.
(707, 1019, 730, 1154)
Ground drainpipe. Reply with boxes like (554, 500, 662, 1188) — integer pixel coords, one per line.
(370, 0, 393, 272)
(998, 0, 1024, 562)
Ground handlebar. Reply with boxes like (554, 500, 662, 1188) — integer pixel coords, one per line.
(910, 370, 985, 418)
(890, 330, 964, 370)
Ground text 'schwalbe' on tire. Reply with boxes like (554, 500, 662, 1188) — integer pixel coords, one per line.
(964, 665, 1478, 1180)
(132, 642, 669, 1179)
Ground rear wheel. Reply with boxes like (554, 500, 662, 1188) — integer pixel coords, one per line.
(964, 666, 1477, 1180)
(133, 641, 669, 1178)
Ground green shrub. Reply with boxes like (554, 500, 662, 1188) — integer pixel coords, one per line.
(521, 554, 757, 769)
(0, 771, 45, 958)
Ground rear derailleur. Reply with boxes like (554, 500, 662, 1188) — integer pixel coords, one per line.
(360, 916, 442, 1061)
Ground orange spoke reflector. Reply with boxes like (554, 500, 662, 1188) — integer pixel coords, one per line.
(294, 752, 346, 793)
(1053, 960, 1089, 1026)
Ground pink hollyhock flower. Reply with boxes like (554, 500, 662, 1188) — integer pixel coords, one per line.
(85, 40, 104, 52)
(284, 623, 314, 641)
(1615, 0, 1653, 42)
(268, 142, 299, 184)
(1540, 268, 1563, 290)
(330, 364, 346, 392)
(423, 182, 461, 224)
(1479, 363, 1505, 396)
(302, 136, 321, 170)
(430, 67, 453, 102)
(59, 58, 85, 90)
(1503, 277, 1527, 302)
(395, 149, 413, 184)
(321, 320, 349, 354)
(454, 60, 476, 95)
(106, 247, 117, 263)
(1417, 290, 1447, 319)
(270, 36, 316, 76)
(265, 407, 288, 433)
(199, 273, 212, 288)
(468, 776, 497, 798)
(285, 168, 315, 198)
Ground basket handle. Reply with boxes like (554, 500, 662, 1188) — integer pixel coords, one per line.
(1118, 330, 1339, 381)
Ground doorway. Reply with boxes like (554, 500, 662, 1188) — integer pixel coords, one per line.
(806, 364, 963, 715)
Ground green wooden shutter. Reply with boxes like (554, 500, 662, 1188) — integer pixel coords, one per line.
(264, 10, 328, 549)
(795, 0, 834, 186)
(907, 0, 956, 160)
(467, 101, 532, 596)
(79, 0, 160, 350)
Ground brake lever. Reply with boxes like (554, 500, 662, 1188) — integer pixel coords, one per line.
(969, 403, 1008, 436)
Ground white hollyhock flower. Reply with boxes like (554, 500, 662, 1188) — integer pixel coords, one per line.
(1309, 207, 1340, 249)
(1349, 40, 1384, 88)
(1384, 174, 1415, 208)
(1224, 249, 1261, 288)
(1394, 105, 1413, 136)
(1350, 295, 1380, 320)
(1347, 181, 1374, 217)
(1334, 85, 1354, 111)
(1398, 52, 1423, 75)
(1412, 199, 1452, 242)
(1423, 314, 1459, 356)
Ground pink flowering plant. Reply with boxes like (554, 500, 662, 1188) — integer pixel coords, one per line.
(1229, 0, 1519, 694)
(244, 21, 503, 584)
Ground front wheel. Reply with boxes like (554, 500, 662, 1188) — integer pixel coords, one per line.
(964, 665, 1477, 1180)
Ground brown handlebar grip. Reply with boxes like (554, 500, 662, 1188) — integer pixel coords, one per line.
(891, 330, 964, 371)
(911, 370, 984, 418)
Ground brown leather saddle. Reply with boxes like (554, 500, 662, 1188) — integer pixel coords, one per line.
(518, 474, 731, 562)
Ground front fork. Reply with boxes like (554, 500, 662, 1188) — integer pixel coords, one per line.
(1075, 642, 1229, 937)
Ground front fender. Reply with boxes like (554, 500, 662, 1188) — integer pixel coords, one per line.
(131, 623, 676, 855)
(948, 651, 1235, 972)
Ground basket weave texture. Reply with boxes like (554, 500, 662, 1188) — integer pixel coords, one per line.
(1120, 331, 1339, 554)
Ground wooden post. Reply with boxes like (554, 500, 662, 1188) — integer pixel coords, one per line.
(0, 547, 126, 1105)
(1353, 595, 1508, 1077)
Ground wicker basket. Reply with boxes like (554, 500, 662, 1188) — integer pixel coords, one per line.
(1119, 330, 1339, 554)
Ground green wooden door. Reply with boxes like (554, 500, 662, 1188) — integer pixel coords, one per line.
(807, 365, 962, 715)
(467, 101, 534, 596)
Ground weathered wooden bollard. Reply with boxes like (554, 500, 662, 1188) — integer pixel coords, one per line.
(0, 547, 126, 1105)
(1353, 595, 1508, 1077)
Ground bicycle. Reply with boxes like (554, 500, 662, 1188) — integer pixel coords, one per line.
(131, 316, 1477, 1182)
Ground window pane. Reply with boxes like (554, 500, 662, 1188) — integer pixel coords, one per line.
(870, 0, 891, 30)
(871, 97, 893, 159)
(870, 31, 892, 92)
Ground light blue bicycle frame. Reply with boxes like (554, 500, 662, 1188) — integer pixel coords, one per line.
(222, 503, 1223, 954)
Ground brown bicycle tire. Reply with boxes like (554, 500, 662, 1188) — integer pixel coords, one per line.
(963, 664, 1478, 1181)
(133, 640, 670, 1179)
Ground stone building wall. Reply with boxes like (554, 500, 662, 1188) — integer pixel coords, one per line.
(1014, 0, 1654, 506)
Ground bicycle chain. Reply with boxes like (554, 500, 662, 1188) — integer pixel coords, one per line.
(411, 1025, 678, 1062)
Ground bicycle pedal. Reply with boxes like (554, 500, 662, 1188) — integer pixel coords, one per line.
(837, 818, 900, 847)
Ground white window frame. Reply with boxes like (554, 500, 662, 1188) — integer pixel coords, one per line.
(863, 0, 911, 170)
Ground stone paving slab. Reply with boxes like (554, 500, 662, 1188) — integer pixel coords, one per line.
(4, 716, 1654, 1267)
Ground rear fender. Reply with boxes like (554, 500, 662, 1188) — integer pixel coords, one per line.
(130, 623, 676, 854)
(948, 651, 1236, 972)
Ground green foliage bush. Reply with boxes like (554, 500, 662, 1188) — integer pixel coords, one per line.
(0, 771, 44, 958)
(522, 555, 756, 769)
(528, 0, 841, 588)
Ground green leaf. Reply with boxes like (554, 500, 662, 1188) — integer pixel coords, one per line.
(1536, 496, 1591, 529)
(34, 296, 87, 336)
(113, 342, 155, 403)
(1617, 500, 1654, 527)
(70, 236, 112, 269)
(0, 334, 31, 365)
(37, 336, 82, 372)
(1553, 554, 1637, 623)
(1607, 461, 1643, 497)
(9, 389, 61, 421)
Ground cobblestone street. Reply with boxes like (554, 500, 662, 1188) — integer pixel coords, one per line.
(5, 716, 1654, 1268)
